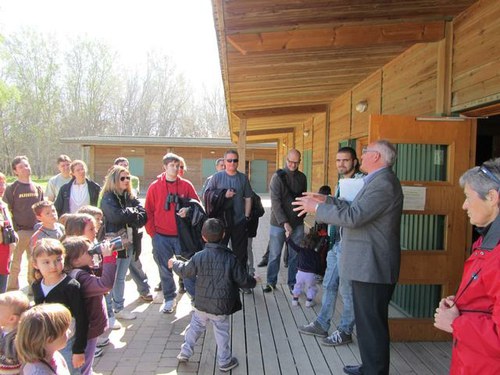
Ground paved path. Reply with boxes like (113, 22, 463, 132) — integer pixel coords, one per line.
(92, 196, 274, 374)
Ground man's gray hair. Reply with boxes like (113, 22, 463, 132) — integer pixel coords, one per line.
(459, 157, 500, 199)
(373, 140, 397, 167)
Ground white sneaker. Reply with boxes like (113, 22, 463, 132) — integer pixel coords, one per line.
(152, 292, 164, 304)
(306, 299, 315, 308)
(96, 337, 110, 348)
(292, 298, 299, 307)
(160, 299, 176, 314)
(115, 310, 137, 320)
(108, 317, 122, 330)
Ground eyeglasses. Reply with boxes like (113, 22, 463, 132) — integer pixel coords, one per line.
(226, 159, 239, 163)
(120, 176, 131, 181)
(287, 159, 300, 165)
(480, 166, 500, 185)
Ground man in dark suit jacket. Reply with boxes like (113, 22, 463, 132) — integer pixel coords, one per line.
(293, 140, 403, 375)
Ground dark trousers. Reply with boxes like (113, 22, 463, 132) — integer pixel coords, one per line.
(222, 221, 248, 268)
(352, 281, 396, 375)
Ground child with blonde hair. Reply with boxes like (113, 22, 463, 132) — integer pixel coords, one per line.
(62, 236, 116, 373)
(16, 303, 72, 375)
(0, 291, 30, 374)
(31, 238, 87, 374)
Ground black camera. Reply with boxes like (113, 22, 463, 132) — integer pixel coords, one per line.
(2, 223, 16, 245)
(164, 193, 180, 211)
(89, 237, 125, 256)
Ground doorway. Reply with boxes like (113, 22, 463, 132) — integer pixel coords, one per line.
(476, 114, 500, 165)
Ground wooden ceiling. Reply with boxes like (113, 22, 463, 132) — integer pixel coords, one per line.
(211, 0, 478, 142)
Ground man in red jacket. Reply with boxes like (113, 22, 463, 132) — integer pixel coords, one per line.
(145, 153, 200, 314)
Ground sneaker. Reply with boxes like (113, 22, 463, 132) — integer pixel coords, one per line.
(219, 357, 239, 372)
(152, 292, 164, 304)
(288, 285, 294, 295)
(257, 259, 268, 267)
(292, 298, 299, 307)
(298, 321, 328, 337)
(140, 294, 154, 302)
(241, 288, 252, 294)
(160, 299, 176, 314)
(94, 347, 104, 358)
(154, 282, 162, 292)
(306, 299, 315, 308)
(176, 352, 190, 363)
(96, 337, 110, 348)
(322, 329, 353, 346)
(263, 284, 275, 293)
(115, 310, 137, 320)
(108, 317, 122, 330)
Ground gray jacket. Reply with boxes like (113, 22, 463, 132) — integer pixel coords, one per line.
(316, 167, 403, 284)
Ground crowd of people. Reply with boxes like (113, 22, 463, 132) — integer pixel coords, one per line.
(0, 143, 498, 375)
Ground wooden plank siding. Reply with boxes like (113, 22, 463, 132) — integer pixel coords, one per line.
(452, 0, 500, 110)
(88, 145, 276, 193)
(312, 113, 327, 192)
(351, 70, 382, 138)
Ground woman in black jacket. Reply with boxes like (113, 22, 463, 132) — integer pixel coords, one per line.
(54, 160, 101, 216)
(100, 165, 150, 320)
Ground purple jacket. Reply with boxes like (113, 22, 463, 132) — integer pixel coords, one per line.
(71, 257, 116, 339)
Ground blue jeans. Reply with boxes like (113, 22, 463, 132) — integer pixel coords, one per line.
(60, 335, 79, 375)
(112, 246, 134, 312)
(128, 257, 150, 296)
(315, 242, 355, 334)
(181, 309, 231, 367)
(152, 234, 195, 301)
(267, 224, 303, 287)
(0, 274, 8, 294)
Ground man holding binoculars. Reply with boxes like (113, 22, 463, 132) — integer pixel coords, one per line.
(145, 153, 200, 314)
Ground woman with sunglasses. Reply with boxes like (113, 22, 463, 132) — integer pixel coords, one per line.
(100, 165, 149, 320)
(434, 158, 500, 374)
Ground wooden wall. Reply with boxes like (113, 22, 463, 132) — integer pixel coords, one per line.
(318, 0, 500, 175)
(89, 145, 275, 193)
(452, 0, 500, 111)
(311, 113, 327, 192)
(383, 43, 439, 116)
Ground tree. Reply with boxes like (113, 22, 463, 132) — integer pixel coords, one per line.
(62, 37, 120, 136)
(0, 29, 62, 177)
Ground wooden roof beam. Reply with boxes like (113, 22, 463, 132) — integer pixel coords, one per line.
(233, 104, 328, 119)
(227, 21, 445, 55)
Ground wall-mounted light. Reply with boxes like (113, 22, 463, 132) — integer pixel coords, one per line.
(303, 130, 310, 137)
(210, 150, 215, 154)
(355, 100, 368, 113)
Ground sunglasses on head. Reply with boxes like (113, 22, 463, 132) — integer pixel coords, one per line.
(226, 159, 239, 163)
(120, 176, 131, 181)
(480, 165, 500, 185)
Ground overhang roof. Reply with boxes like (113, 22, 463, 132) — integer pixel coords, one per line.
(211, 0, 478, 142)
(60, 136, 276, 149)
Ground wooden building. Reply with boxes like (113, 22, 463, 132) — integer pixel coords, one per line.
(211, 0, 500, 341)
(60, 136, 276, 194)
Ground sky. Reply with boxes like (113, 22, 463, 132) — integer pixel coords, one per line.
(0, 0, 223, 94)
